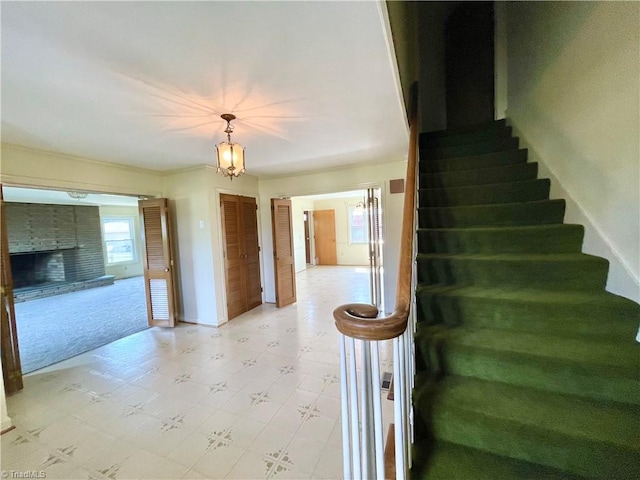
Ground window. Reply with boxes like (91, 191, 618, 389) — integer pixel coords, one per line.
(348, 205, 369, 244)
(102, 217, 136, 264)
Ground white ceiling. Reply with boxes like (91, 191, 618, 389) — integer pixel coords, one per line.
(1, 1, 408, 178)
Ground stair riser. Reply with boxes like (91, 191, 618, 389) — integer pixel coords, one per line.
(416, 257, 609, 291)
(422, 119, 507, 141)
(417, 226, 584, 254)
(438, 347, 640, 405)
(420, 179, 550, 207)
(411, 441, 583, 480)
(421, 149, 527, 173)
(418, 200, 566, 228)
(421, 163, 538, 189)
(415, 294, 640, 341)
(431, 409, 638, 479)
(420, 126, 513, 149)
(424, 137, 519, 160)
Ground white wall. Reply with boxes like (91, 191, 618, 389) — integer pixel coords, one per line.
(291, 197, 315, 273)
(259, 160, 406, 313)
(163, 167, 260, 326)
(505, 2, 640, 303)
(494, 1, 508, 120)
(99, 205, 144, 279)
(312, 197, 369, 266)
(0, 144, 162, 197)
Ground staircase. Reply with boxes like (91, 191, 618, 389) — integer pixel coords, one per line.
(411, 119, 640, 479)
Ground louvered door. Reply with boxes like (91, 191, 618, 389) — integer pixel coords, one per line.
(242, 197, 263, 310)
(272, 198, 296, 307)
(221, 194, 245, 320)
(221, 194, 262, 320)
(139, 198, 176, 327)
(0, 184, 23, 394)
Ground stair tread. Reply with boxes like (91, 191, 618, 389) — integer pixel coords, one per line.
(421, 148, 527, 172)
(417, 252, 607, 262)
(417, 224, 582, 234)
(420, 162, 538, 187)
(422, 161, 534, 178)
(418, 199, 566, 227)
(432, 326, 639, 372)
(420, 177, 547, 193)
(415, 375, 640, 451)
(417, 224, 584, 254)
(415, 283, 640, 309)
(419, 198, 563, 211)
(422, 137, 519, 159)
(421, 119, 507, 139)
(412, 441, 586, 480)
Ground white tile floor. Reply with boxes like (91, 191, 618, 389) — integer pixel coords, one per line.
(2, 266, 393, 480)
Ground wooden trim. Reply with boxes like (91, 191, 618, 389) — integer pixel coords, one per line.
(0, 184, 23, 394)
(384, 423, 396, 480)
(334, 83, 419, 341)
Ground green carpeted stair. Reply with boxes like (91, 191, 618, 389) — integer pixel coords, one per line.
(411, 119, 640, 479)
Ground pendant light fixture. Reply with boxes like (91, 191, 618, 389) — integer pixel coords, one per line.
(215, 113, 245, 180)
(67, 191, 88, 200)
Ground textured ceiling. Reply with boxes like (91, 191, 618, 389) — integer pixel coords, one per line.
(1, 1, 408, 178)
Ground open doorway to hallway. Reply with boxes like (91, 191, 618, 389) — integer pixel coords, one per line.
(3, 186, 148, 373)
(289, 189, 384, 311)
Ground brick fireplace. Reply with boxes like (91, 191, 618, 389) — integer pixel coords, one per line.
(6, 203, 115, 302)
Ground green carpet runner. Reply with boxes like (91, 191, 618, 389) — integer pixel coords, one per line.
(411, 119, 640, 479)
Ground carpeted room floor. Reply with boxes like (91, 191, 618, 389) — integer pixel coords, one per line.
(14, 276, 148, 373)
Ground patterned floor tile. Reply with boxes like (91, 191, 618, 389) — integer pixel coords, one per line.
(3, 266, 373, 480)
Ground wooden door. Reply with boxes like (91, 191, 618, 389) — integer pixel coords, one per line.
(139, 198, 177, 327)
(272, 199, 296, 307)
(221, 194, 262, 320)
(241, 196, 262, 310)
(0, 184, 23, 394)
(313, 210, 337, 265)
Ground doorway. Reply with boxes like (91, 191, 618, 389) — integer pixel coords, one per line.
(445, 1, 495, 127)
(1, 186, 153, 376)
(283, 189, 384, 311)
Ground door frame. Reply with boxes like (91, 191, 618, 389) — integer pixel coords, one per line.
(0, 181, 160, 392)
(261, 182, 387, 306)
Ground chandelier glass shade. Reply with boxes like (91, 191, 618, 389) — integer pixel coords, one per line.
(216, 114, 245, 180)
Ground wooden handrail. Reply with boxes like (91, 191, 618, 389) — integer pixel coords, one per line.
(334, 84, 419, 341)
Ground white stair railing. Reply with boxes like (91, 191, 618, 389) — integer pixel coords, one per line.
(334, 83, 419, 480)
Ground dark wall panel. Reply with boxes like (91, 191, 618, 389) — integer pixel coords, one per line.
(445, 1, 495, 128)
